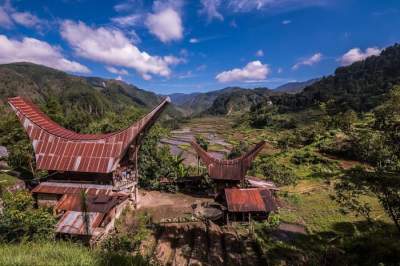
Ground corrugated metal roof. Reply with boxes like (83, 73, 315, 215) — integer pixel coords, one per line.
(191, 140, 265, 181)
(225, 188, 277, 213)
(32, 182, 115, 196)
(55, 211, 105, 235)
(55, 193, 126, 213)
(8, 96, 170, 173)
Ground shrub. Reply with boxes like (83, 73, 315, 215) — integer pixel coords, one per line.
(0, 191, 56, 242)
(253, 156, 297, 186)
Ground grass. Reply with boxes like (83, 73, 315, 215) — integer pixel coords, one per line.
(0, 172, 19, 187)
(0, 241, 151, 266)
(279, 179, 390, 234)
(0, 241, 96, 266)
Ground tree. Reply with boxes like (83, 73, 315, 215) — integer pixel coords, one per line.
(195, 135, 209, 175)
(334, 86, 400, 232)
(253, 156, 297, 186)
(227, 141, 248, 159)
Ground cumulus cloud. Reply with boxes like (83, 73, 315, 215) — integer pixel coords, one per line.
(282, 20, 292, 25)
(292, 52, 322, 70)
(216, 60, 270, 83)
(255, 49, 264, 57)
(340, 47, 381, 66)
(145, 8, 183, 43)
(0, 34, 90, 73)
(199, 0, 224, 22)
(189, 38, 199, 44)
(60, 20, 182, 80)
(106, 66, 129, 75)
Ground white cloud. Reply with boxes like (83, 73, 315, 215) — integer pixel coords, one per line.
(113, 0, 141, 12)
(111, 14, 141, 27)
(228, 0, 326, 12)
(340, 47, 381, 66)
(11, 11, 42, 28)
(115, 75, 123, 81)
(282, 20, 292, 25)
(145, 8, 183, 43)
(0, 34, 90, 73)
(189, 38, 199, 44)
(60, 20, 182, 80)
(292, 52, 322, 70)
(199, 0, 224, 22)
(0, 7, 13, 28)
(106, 66, 129, 75)
(256, 49, 264, 57)
(216, 60, 270, 83)
(0, 2, 46, 30)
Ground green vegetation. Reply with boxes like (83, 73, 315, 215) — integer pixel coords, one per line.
(0, 173, 19, 187)
(0, 191, 56, 242)
(0, 241, 97, 266)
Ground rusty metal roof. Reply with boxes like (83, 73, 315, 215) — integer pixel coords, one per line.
(55, 193, 127, 213)
(191, 140, 265, 181)
(224, 188, 277, 213)
(32, 182, 114, 196)
(55, 211, 105, 235)
(8, 96, 170, 173)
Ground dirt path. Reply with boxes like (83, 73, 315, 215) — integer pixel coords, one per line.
(137, 190, 213, 222)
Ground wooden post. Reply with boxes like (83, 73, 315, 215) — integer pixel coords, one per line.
(134, 145, 139, 209)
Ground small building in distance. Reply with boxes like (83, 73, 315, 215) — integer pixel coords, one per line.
(8, 96, 170, 241)
(224, 188, 277, 222)
(190, 140, 278, 221)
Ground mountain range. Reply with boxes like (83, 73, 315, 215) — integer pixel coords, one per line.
(2, 40, 398, 122)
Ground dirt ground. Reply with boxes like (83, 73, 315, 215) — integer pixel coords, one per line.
(137, 190, 213, 222)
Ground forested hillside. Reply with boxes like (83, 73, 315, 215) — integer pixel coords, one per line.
(0, 62, 181, 121)
(204, 87, 274, 115)
(268, 44, 400, 113)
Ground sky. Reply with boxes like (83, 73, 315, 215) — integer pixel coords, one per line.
(0, 0, 399, 94)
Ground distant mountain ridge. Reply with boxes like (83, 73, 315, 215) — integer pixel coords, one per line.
(274, 78, 320, 94)
(167, 79, 320, 116)
(168, 87, 276, 116)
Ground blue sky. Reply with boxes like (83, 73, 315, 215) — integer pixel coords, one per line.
(0, 0, 399, 94)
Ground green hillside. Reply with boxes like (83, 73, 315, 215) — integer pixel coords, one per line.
(0, 62, 181, 121)
(268, 44, 400, 113)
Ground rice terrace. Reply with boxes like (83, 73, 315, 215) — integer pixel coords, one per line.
(0, 1, 400, 266)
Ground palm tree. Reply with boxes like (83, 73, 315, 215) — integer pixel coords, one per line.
(80, 190, 90, 236)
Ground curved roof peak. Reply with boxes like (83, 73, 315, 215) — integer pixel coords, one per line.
(8, 96, 170, 173)
(190, 140, 265, 181)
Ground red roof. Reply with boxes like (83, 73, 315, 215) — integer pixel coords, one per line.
(55, 193, 126, 213)
(31, 182, 126, 197)
(191, 140, 265, 181)
(225, 188, 277, 213)
(8, 96, 170, 173)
